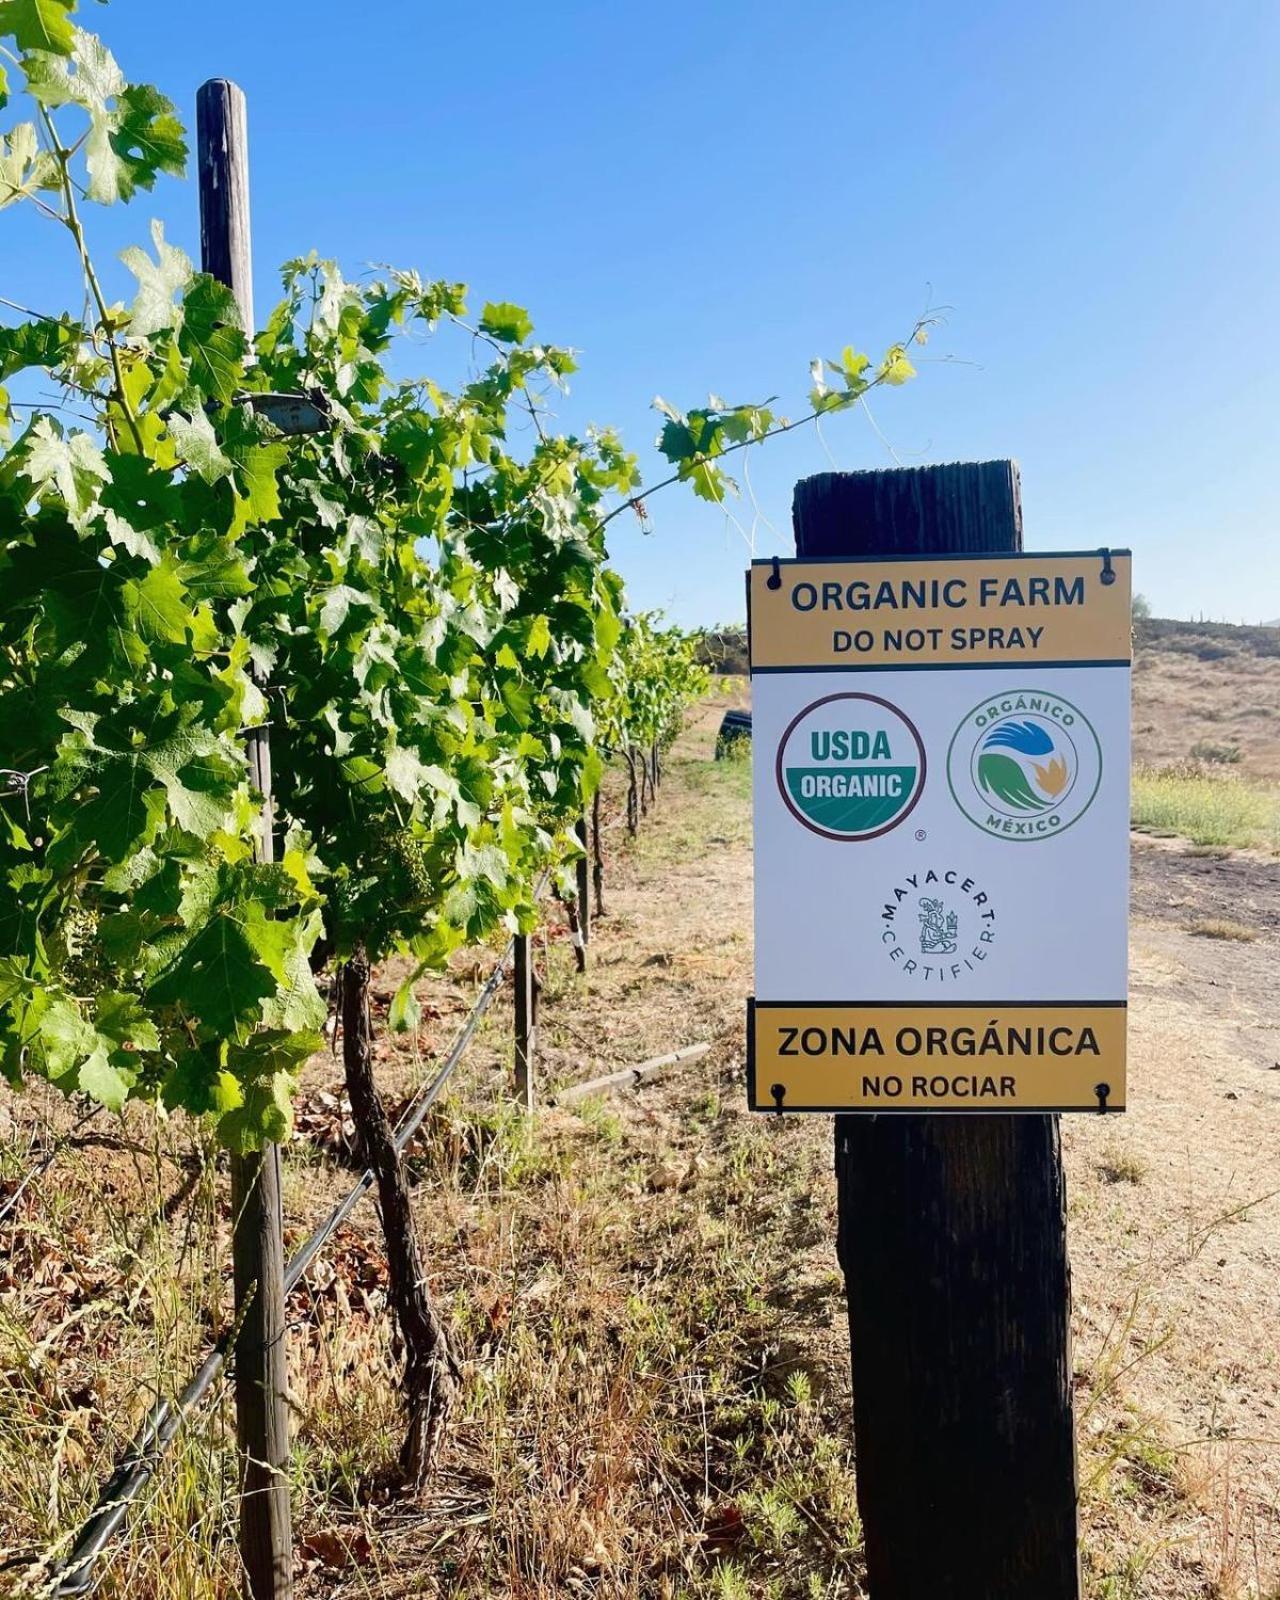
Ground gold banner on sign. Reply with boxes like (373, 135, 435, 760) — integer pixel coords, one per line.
(748, 1001, 1127, 1112)
(749, 553, 1132, 671)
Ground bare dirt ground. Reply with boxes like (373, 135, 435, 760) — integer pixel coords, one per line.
(321, 691, 1280, 1599)
(2, 670, 1279, 1599)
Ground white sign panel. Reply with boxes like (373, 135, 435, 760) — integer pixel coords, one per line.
(748, 551, 1131, 1113)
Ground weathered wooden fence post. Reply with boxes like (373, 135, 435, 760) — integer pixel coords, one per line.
(792, 463, 1080, 1600)
(198, 78, 294, 1600)
(575, 814, 591, 946)
(591, 788, 606, 917)
(565, 895, 587, 974)
(513, 932, 536, 1110)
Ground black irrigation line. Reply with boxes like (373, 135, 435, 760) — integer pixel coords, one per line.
(47, 919, 530, 1598)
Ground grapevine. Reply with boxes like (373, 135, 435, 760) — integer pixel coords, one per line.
(0, 3, 919, 1151)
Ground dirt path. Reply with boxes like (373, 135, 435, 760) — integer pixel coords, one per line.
(1066, 841, 1280, 1598)
(339, 701, 1279, 1598)
(3, 699, 1276, 1600)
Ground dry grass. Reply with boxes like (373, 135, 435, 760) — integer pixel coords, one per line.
(1184, 920, 1260, 943)
(2, 688, 1278, 1598)
(1096, 1144, 1149, 1185)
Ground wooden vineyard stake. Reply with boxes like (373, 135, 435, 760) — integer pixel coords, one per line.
(565, 896, 588, 974)
(791, 464, 1081, 1600)
(591, 788, 606, 917)
(625, 748, 640, 835)
(198, 79, 294, 1600)
(513, 932, 536, 1110)
(575, 814, 591, 946)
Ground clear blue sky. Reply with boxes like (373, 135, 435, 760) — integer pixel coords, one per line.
(7, 1, 1278, 626)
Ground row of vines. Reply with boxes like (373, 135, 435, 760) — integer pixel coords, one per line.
(0, 0, 917, 1158)
(0, 2, 919, 1590)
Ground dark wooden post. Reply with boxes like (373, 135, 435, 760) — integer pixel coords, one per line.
(198, 78, 294, 1600)
(564, 895, 587, 974)
(625, 749, 639, 835)
(792, 464, 1080, 1600)
(591, 789, 606, 918)
(513, 932, 535, 1110)
(575, 814, 591, 946)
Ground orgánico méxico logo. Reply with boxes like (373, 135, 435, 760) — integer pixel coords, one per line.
(946, 690, 1102, 839)
(775, 692, 925, 840)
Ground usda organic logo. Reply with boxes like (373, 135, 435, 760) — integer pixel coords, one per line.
(776, 692, 925, 841)
(947, 690, 1102, 840)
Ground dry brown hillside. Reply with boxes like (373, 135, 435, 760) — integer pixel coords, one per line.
(1133, 619, 1280, 780)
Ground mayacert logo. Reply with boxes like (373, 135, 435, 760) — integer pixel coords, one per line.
(879, 866, 998, 983)
(775, 692, 925, 841)
(947, 690, 1102, 840)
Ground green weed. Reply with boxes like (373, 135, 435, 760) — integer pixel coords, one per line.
(1131, 767, 1280, 849)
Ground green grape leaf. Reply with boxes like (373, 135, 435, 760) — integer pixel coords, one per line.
(95, 989, 161, 1054)
(228, 440, 285, 535)
(121, 218, 191, 335)
(230, 1026, 322, 1083)
(687, 458, 729, 502)
(54, 712, 241, 863)
(121, 558, 196, 645)
(656, 416, 697, 465)
(23, 23, 118, 107)
(19, 416, 109, 526)
(839, 346, 870, 382)
(479, 301, 533, 344)
(0, 0, 77, 56)
(109, 82, 187, 192)
(166, 407, 233, 482)
(0, 315, 80, 381)
(594, 605, 621, 657)
(581, 746, 603, 800)
(75, 1044, 131, 1112)
(526, 614, 552, 659)
(217, 1070, 296, 1152)
(384, 745, 428, 802)
(317, 584, 371, 640)
(498, 677, 534, 729)
(877, 345, 916, 386)
(147, 903, 289, 1038)
(163, 1048, 243, 1117)
(179, 274, 246, 401)
(257, 912, 325, 1034)
(32, 996, 130, 1110)
(388, 971, 422, 1033)
(26, 30, 185, 203)
(98, 450, 182, 535)
(0, 121, 59, 208)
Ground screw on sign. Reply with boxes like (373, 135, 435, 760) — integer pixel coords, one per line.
(746, 462, 1134, 1599)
